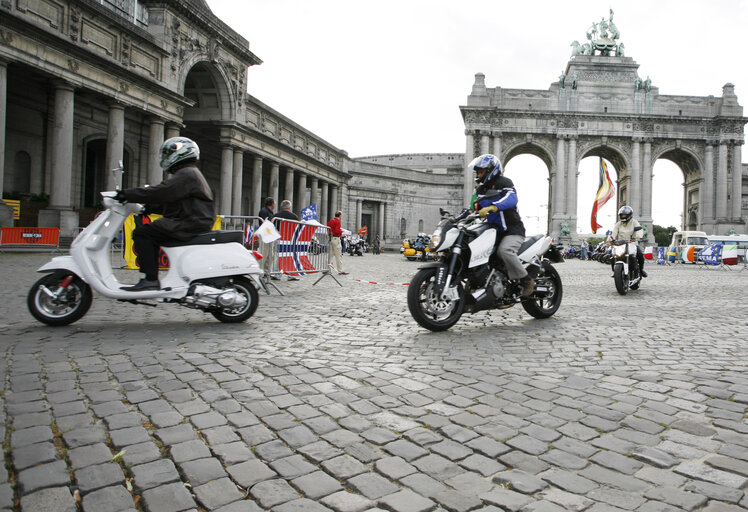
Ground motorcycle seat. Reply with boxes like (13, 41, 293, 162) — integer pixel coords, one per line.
(518, 234, 544, 253)
(162, 230, 244, 247)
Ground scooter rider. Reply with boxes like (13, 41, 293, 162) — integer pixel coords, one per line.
(470, 154, 535, 298)
(115, 137, 215, 291)
(609, 205, 647, 277)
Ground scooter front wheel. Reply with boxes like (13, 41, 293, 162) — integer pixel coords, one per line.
(210, 276, 259, 323)
(27, 272, 93, 326)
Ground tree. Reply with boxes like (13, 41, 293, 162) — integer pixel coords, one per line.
(653, 224, 677, 246)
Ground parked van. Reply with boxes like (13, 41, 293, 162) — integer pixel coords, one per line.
(670, 231, 709, 262)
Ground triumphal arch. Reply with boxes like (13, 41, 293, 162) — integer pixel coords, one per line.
(461, 11, 747, 241)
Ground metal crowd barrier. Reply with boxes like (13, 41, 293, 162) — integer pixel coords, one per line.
(220, 215, 340, 294)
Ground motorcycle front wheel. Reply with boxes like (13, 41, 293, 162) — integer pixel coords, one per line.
(522, 264, 563, 319)
(210, 276, 259, 323)
(614, 263, 628, 295)
(28, 273, 93, 326)
(407, 267, 464, 331)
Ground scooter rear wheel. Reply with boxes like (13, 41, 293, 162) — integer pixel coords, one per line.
(210, 276, 259, 323)
(28, 273, 93, 326)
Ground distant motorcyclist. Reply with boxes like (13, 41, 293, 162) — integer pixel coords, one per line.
(470, 154, 534, 297)
(609, 205, 647, 277)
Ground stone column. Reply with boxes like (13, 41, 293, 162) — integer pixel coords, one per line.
(479, 131, 490, 155)
(716, 141, 729, 219)
(492, 132, 503, 161)
(630, 139, 641, 215)
(356, 199, 362, 232)
(320, 181, 329, 222)
(232, 149, 243, 216)
(310, 177, 318, 210)
(270, 162, 279, 206)
(148, 117, 165, 185)
(330, 185, 338, 220)
(284, 167, 294, 210)
(0, 59, 7, 200)
(219, 145, 233, 215)
(464, 130, 475, 205)
(566, 136, 577, 231)
(732, 142, 743, 221)
(41, 80, 78, 235)
(295, 173, 307, 216)
(378, 202, 385, 240)
(251, 155, 263, 216)
(702, 142, 715, 226)
(165, 123, 180, 139)
(105, 103, 125, 190)
(553, 135, 566, 218)
(641, 139, 653, 223)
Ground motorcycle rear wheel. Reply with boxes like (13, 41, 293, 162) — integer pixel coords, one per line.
(614, 264, 628, 295)
(210, 276, 259, 323)
(28, 273, 93, 326)
(522, 264, 563, 319)
(407, 267, 464, 331)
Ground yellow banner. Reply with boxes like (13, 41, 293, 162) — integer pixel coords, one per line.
(3, 199, 20, 220)
(123, 214, 222, 269)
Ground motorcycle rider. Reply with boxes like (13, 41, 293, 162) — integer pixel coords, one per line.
(470, 154, 535, 297)
(115, 137, 215, 291)
(609, 205, 647, 277)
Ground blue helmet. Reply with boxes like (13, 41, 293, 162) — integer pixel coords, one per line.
(470, 154, 502, 189)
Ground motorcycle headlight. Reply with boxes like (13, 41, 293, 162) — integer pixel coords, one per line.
(613, 244, 626, 257)
(429, 233, 441, 250)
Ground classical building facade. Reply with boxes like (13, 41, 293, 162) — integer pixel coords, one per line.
(0, 0, 349, 238)
(461, 15, 748, 241)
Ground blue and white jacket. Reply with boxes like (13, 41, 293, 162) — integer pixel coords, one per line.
(476, 176, 526, 237)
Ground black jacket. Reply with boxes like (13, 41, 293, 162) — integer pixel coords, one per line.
(122, 166, 215, 240)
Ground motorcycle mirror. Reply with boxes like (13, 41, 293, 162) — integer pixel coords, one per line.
(439, 208, 448, 216)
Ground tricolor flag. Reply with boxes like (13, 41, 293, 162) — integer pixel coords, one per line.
(681, 245, 695, 263)
(643, 246, 654, 260)
(722, 244, 739, 265)
(591, 158, 615, 233)
(243, 224, 256, 245)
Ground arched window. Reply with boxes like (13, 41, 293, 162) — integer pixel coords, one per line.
(400, 218, 407, 238)
(418, 219, 424, 233)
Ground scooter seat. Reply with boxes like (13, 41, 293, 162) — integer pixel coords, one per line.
(162, 230, 244, 247)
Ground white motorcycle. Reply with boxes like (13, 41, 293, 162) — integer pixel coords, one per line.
(27, 191, 263, 326)
(407, 194, 564, 331)
(611, 239, 642, 295)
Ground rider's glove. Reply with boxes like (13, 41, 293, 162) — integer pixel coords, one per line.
(478, 205, 498, 218)
(114, 190, 127, 203)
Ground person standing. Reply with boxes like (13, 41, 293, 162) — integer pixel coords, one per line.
(258, 197, 275, 220)
(327, 210, 347, 275)
(273, 199, 300, 281)
(373, 235, 381, 255)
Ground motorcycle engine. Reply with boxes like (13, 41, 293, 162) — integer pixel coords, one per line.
(489, 271, 506, 298)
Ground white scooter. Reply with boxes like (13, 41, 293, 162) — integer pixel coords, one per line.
(28, 191, 264, 326)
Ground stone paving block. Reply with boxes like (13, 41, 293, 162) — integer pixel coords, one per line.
(75, 462, 125, 493)
(705, 455, 748, 478)
(110, 426, 151, 448)
(590, 450, 644, 475)
(12, 411, 52, 429)
(150, 411, 184, 428)
(194, 477, 245, 510)
(81, 484, 135, 512)
(121, 441, 162, 466)
(375, 456, 417, 480)
(399, 473, 448, 498)
(674, 462, 748, 488)
(249, 478, 300, 508)
(459, 453, 506, 477)
(0, 483, 12, 509)
(298, 440, 344, 463)
(191, 411, 228, 429)
(383, 439, 429, 462)
(683, 480, 745, 503)
(412, 453, 464, 481)
(141, 481, 197, 512)
(540, 488, 595, 512)
(579, 465, 649, 492)
(378, 488, 434, 512)
(91, 400, 129, 418)
(202, 425, 240, 446)
(269, 454, 317, 479)
(126, 388, 159, 404)
(180, 456, 227, 486)
(63, 425, 108, 448)
(212, 441, 255, 465)
(278, 425, 318, 448)
(321, 454, 368, 480)
(539, 448, 588, 470)
(348, 472, 400, 499)
(505, 434, 549, 456)
(320, 490, 375, 512)
(493, 469, 548, 494)
(132, 459, 181, 491)
(291, 470, 343, 499)
(430, 439, 473, 461)
(155, 423, 198, 446)
(11, 425, 53, 448)
(587, 487, 647, 510)
(12, 441, 58, 470)
(169, 438, 211, 463)
(20, 486, 76, 512)
(323, 428, 363, 447)
(522, 500, 567, 512)
(17, 460, 70, 495)
(631, 446, 679, 469)
(104, 411, 143, 430)
(227, 459, 277, 487)
(214, 500, 263, 512)
(480, 488, 533, 511)
(465, 436, 511, 458)
(272, 497, 334, 511)
(644, 486, 708, 511)
(237, 424, 276, 446)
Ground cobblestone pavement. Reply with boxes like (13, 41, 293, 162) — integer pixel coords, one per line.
(1, 251, 747, 512)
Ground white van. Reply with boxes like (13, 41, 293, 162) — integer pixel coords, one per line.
(670, 231, 709, 251)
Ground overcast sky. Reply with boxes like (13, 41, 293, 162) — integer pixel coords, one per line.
(205, 0, 747, 234)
